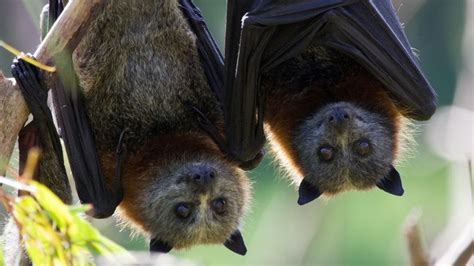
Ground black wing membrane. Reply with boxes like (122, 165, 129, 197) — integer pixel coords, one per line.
(224, 0, 437, 162)
(13, 59, 72, 203)
(179, 0, 229, 156)
(29, 0, 123, 218)
(14, 1, 70, 202)
(179, 0, 225, 104)
(51, 52, 123, 218)
(180, 0, 267, 171)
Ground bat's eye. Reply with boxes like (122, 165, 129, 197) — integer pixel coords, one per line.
(354, 139, 371, 156)
(318, 146, 334, 161)
(175, 203, 192, 219)
(211, 197, 227, 215)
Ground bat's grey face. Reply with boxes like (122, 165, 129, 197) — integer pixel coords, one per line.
(294, 102, 395, 198)
(120, 154, 250, 252)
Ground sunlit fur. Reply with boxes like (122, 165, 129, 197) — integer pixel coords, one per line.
(263, 45, 410, 196)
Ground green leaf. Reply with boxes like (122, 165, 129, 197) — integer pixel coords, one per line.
(30, 181, 74, 230)
(8, 181, 130, 264)
(0, 241, 4, 266)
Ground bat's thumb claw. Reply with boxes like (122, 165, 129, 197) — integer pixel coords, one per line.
(86, 201, 119, 219)
(239, 149, 265, 170)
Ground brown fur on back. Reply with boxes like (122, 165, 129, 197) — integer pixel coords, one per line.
(73, 0, 219, 151)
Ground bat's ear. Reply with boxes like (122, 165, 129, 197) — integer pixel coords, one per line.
(298, 179, 322, 205)
(224, 230, 247, 255)
(150, 238, 173, 253)
(376, 166, 404, 196)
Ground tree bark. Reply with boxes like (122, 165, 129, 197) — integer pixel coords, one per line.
(0, 72, 28, 175)
(0, 0, 105, 176)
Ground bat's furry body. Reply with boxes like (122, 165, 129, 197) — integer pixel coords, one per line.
(74, 1, 216, 150)
(71, 0, 251, 250)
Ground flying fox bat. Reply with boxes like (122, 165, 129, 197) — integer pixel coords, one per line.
(12, 0, 252, 255)
(219, 0, 437, 205)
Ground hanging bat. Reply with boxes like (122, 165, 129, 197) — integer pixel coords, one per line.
(12, 0, 252, 255)
(219, 0, 437, 205)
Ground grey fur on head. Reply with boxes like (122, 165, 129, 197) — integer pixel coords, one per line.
(294, 102, 395, 195)
(117, 152, 251, 250)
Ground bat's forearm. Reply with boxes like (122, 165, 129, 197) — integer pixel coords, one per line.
(0, 0, 105, 175)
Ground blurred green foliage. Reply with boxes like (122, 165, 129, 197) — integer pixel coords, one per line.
(1, 178, 129, 265)
(0, 0, 466, 265)
(0, 240, 3, 266)
(406, 0, 466, 106)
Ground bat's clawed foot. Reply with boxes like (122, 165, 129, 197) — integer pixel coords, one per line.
(11, 55, 47, 99)
(86, 194, 122, 219)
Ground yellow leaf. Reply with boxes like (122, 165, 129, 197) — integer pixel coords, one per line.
(0, 40, 56, 72)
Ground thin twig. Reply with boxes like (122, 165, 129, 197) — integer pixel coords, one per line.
(405, 210, 430, 266)
(468, 156, 473, 206)
(435, 219, 474, 266)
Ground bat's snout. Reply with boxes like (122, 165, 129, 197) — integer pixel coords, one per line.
(186, 164, 217, 189)
(327, 106, 352, 125)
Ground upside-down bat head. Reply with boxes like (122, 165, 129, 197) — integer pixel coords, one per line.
(294, 102, 404, 205)
(263, 46, 408, 205)
(101, 133, 251, 255)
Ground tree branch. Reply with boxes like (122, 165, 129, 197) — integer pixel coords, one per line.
(0, 72, 28, 174)
(0, 0, 105, 176)
(435, 219, 474, 266)
(405, 211, 430, 266)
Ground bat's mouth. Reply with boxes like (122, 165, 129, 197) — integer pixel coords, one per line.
(299, 165, 404, 205)
(297, 162, 380, 198)
(347, 176, 380, 190)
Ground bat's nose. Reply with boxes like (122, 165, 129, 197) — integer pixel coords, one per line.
(328, 107, 352, 125)
(188, 164, 217, 188)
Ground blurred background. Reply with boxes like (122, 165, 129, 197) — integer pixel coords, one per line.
(0, 0, 472, 265)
